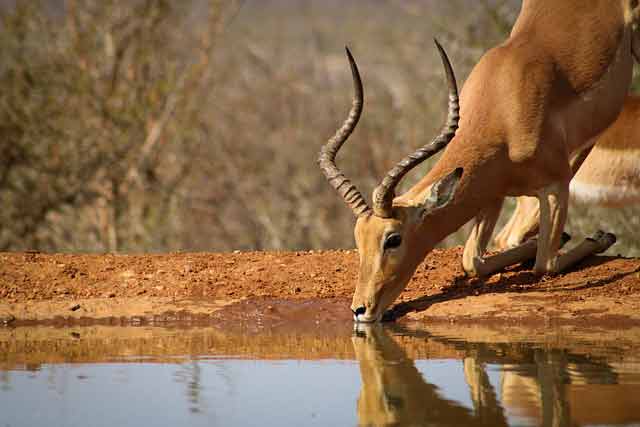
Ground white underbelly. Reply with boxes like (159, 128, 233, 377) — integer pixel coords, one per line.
(570, 146, 640, 206)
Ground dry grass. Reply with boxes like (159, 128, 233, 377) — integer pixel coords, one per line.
(0, 0, 638, 256)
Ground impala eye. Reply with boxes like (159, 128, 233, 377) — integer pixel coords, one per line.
(383, 233, 402, 250)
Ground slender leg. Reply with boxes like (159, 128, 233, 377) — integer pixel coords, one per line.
(463, 200, 502, 276)
(541, 148, 614, 270)
(493, 145, 594, 251)
(478, 227, 613, 277)
(534, 183, 569, 274)
(494, 196, 540, 250)
(474, 232, 571, 276)
(556, 230, 616, 271)
(493, 200, 520, 250)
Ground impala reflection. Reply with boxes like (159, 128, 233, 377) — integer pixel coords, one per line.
(352, 325, 507, 427)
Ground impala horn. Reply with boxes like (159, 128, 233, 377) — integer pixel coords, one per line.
(318, 46, 372, 217)
(372, 39, 460, 218)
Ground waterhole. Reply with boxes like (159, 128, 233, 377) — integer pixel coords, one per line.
(1, 323, 639, 426)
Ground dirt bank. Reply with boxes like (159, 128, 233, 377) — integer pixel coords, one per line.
(1, 248, 639, 326)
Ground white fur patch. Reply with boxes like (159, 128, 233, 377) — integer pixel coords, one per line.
(569, 180, 640, 205)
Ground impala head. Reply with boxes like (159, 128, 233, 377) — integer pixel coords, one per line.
(318, 41, 461, 322)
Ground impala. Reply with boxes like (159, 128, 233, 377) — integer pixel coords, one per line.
(495, 95, 640, 249)
(319, 0, 640, 322)
(352, 326, 503, 426)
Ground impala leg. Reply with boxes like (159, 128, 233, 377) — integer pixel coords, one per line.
(492, 145, 593, 252)
(534, 183, 569, 275)
(492, 200, 520, 250)
(494, 196, 540, 250)
(533, 178, 613, 274)
(462, 200, 502, 276)
(463, 357, 508, 425)
(556, 230, 616, 271)
(473, 232, 571, 276)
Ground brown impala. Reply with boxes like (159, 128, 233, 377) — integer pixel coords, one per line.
(319, 1, 640, 322)
(495, 95, 640, 250)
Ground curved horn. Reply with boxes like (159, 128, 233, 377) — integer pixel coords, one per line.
(372, 39, 460, 218)
(318, 47, 371, 217)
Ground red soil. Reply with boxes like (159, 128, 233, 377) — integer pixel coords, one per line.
(1, 248, 639, 327)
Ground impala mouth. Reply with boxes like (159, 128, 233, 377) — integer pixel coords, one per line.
(353, 304, 383, 323)
(352, 284, 404, 323)
(354, 312, 381, 323)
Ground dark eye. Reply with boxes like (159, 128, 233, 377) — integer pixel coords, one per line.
(383, 233, 402, 250)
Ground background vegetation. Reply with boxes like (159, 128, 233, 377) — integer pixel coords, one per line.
(1, 0, 639, 256)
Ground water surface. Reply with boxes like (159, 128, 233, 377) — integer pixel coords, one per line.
(1, 323, 639, 427)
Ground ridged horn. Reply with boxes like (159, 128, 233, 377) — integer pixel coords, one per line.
(372, 39, 460, 218)
(318, 46, 371, 217)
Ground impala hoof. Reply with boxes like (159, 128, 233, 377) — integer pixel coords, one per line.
(471, 256, 488, 277)
(589, 230, 616, 253)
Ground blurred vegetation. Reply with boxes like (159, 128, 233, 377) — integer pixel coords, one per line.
(0, 0, 638, 256)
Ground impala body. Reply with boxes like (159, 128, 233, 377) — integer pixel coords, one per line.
(496, 95, 640, 249)
(320, 0, 640, 322)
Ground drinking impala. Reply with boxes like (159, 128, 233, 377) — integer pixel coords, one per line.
(319, 0, 640, 322)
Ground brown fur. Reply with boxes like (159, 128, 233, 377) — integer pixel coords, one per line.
(353, 326, 503, 426)
(496, 95, 640, 249)
(573, 95, 640, 193)
(348, 0, 640, 321)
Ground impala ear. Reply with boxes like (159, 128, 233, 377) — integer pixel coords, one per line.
(421, 167, 463, 215)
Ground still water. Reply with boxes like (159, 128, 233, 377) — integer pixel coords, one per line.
(1, 323, 640, 427)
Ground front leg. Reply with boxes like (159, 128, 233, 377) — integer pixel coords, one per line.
(534, 182, 569, 274)
(462, 200, 502, 276)
(493, 145, 593, 251)
(493, 196, 540, 250)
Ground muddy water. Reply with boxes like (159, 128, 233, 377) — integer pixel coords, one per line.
(1, 323, 640, 427)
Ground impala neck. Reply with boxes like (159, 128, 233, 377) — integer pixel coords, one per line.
(397, 134, 500, 256)
(415, 186, 478, 253)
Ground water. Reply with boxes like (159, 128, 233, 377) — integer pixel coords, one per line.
(1, 323, 640, 427)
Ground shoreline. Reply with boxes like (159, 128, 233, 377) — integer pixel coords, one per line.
(1, 248, 639, 327)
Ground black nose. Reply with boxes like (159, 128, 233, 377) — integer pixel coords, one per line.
(353, 306, 366, 316)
